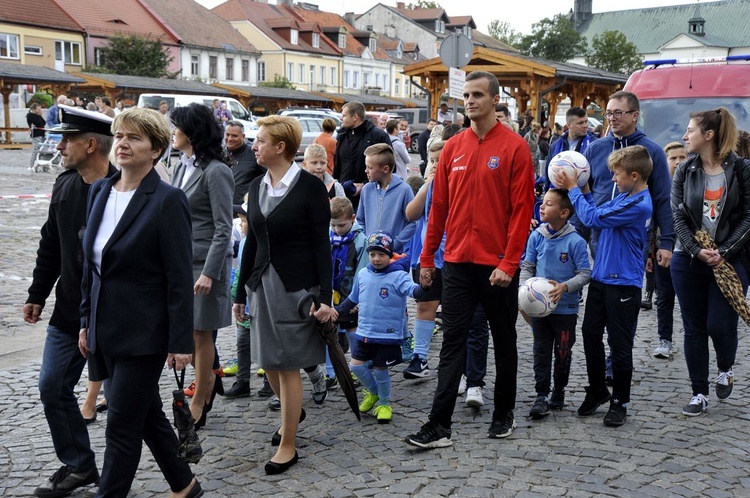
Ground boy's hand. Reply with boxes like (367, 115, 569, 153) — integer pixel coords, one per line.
(547, 280, 567, 303)
(551, 168, 577, 190)
(645, 258, 653, 273)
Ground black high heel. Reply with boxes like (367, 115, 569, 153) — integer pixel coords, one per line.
(194, 373, 224, 431)
(264, 451, 299, 475)
(271, 408, 306, 446)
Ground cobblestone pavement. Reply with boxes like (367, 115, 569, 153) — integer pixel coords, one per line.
(1, 150, 750, 497)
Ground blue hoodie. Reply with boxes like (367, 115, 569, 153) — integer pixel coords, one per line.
(356, 174, 416, 253)
(583, 129, 674, 257)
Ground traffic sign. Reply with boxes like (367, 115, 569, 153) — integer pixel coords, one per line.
(449, 67, 466, 100)
(439, 32, 473, 69)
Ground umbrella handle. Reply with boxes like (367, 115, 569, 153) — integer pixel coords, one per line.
(297, 291, 320, 320)
(173, 358, 185, 389)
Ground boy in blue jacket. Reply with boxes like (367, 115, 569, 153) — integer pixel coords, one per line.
(520, 188, 591, 418)
(552, 145, 653, 427)
(334, 231, 427, 423)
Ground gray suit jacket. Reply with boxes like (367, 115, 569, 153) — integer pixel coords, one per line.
(172, 157, 234, 280)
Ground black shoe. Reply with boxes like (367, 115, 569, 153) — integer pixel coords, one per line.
(325, 376, 339, 390)
(83, 413, 96, 425)
(95, 402, 108, 413)
(404, 420, 452, 449)
(265, 451, 299, 475)
(488, 410, 516, 439)
(186, 480, 204, 498)
(271, 409, 306, 446)
(258, 375, 274, 398)
(529, 395, 550, 419)
(34, 465, 99, 498)
(548, 390, 565, 410)
(577, 386, 611, 416)
(224, 381, 251, 399)
(603, 400, 627, 426)
(268, 396, 281, 411)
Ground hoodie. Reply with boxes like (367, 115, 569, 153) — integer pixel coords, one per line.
(520, 222, 591, 314)
(583, 129, 674, 256)
(356, 174, 416, 253)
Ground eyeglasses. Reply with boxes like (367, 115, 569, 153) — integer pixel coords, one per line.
(604, 110, 636, 119)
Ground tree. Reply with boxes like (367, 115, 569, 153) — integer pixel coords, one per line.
(258, 75, 296, 90)
(406, 0, 440, 8)
(89, 34, 177, 78)
(585, 30, 642, 75)
(517, 14, 588, 62)
(487, 20, 522, 48)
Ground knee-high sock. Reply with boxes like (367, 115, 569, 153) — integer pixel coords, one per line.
(413, 319, 434, 359)
(350, 363, 377, 394)
(372, 367, 391, 405)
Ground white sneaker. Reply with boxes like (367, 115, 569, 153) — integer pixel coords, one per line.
(653, 339, 673, 359)
(465, 386, 484, 407)
(682, 393, 708, 416)
(457, 375, 467, 395)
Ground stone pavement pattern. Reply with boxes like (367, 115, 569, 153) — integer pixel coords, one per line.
(1, 150, 749, 497)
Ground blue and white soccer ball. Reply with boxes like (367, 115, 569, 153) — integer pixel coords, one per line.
(549, 150, 590, 188)
(518, 277, 557, 318)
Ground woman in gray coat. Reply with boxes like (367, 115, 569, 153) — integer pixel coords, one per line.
(171, 104, 234, 428)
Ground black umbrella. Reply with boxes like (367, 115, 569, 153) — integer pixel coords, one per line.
(172, 361, 203, 463)
(297, 292, 361, 421)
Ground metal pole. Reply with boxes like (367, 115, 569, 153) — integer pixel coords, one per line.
(452, 30, 459, 123)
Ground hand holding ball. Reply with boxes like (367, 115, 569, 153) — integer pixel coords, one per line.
(548, 151, 590, 188)
(518, 277, 558, 318)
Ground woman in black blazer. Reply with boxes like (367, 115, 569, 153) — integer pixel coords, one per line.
(78, 108, 202, 498)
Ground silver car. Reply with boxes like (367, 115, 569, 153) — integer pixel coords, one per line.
(293, 116, 337, 162)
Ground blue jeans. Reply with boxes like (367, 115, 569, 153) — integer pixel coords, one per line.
(671, 252, 747, 395)
(38, 325, 96, 472)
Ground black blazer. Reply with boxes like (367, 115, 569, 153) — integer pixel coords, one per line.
(80, 168, 194, 376)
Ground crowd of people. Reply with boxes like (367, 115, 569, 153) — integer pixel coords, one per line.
(23, 70, 750, 496)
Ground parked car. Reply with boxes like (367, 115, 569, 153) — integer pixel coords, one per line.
(278, 108, 342, 128)
(293, 116, 338, 162)
(388, 107, 430, 153)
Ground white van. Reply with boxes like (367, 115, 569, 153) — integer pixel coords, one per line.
(136, 93, 258, 140)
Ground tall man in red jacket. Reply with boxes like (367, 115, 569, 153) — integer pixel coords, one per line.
(404, 71, 535, 448)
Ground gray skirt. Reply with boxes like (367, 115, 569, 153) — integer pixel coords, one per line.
(247, 265, 326, 370)
(192, 254, 232, 331)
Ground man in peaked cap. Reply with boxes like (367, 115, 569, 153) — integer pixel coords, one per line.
(25, 104, 118, 498)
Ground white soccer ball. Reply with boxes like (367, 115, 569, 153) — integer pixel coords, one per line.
(518, 277, 557, 318)
(549, 150, 590, 188)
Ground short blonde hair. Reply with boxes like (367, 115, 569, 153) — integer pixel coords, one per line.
(304, 143, 327, 162)
(112, 107, 171, 164)
(330, 196, 354, 219)
(364, 143, 395, 171)
(256, 115, 302, 162)
(608, 145, 653, 181)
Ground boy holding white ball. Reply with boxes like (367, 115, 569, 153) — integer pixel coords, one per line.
(520, 189, 591, 418)
(551, 145, 653, 427)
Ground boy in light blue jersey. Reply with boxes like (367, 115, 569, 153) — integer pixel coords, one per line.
(334, 231, 427, 423)
(520, 188, 591, 418)
(553, 145, 653, 427)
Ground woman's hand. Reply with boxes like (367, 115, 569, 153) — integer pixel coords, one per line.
(167, 353, 192, 371)
(697, 248, 723, 267)
(313, 303, 336, 323)
(78, 328, 89, 358)
(233, 303, 247, 323)
(194, 274, 213, 295)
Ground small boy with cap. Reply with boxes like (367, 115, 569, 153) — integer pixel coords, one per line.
(334, 231, 429, 423)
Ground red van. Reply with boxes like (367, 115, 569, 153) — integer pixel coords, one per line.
(623, 56, 750, 146)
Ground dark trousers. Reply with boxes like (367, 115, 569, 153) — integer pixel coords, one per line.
(429, 262, 519, 428)
(581, 281, 640, 404)
(671, 252, 747, 396)
(97, 354, 193, 498)
(531, 314, 577, 395)
(465, 304, 490, 388)
(655, 262, 676, 342)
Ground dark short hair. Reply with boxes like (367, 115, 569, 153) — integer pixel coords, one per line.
(343, 101, 365, 121)
(546, 188, 574, 217)
(466, 71, 500, 97)
(609, 90, 640, 112)
(566, 106, 587, 121)
(225, 120, 244, 132)
(101, 97, 111, 107)
(496, 104, 509, 116)
(385, 119, 399, 134)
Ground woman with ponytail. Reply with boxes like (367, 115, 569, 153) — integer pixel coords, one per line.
(671, 107, 750, 416)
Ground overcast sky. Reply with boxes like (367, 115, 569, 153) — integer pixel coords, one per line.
(196, 0, 701, 34)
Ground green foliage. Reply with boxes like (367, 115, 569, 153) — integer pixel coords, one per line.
(487, 20, 522, 48)
(518, 14, 588, 62)
(406, 0, 440, 8)
(28, 92, 53, 108)
(258, 74, 296, 90)
(585, 30, 643, 75)
(87, 34, 177, 78)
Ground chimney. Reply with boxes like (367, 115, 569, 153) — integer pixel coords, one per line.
(277, 0, 293, 6)
(573, 0, 592, 26)
(397, 2, 405, 9)
(343, 12, 356, 26)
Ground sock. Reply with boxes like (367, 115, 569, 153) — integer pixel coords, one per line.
(350, 363, 377, 394)
(413, 319, 434, 359)
(345, 331, 357, 358)
(324, 348, 334, 378)
(372, 367, 391, 405)
(306, 364, 324, 385)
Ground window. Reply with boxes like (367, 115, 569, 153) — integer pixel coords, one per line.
(242, 59, 249, 81)
(54, 40, 81, 65)
(434, 20, 445, 33)
(364, 72, 371, 87)
(94, 47, 105, 66)
(338, 33, 346, 49)
(191, 55, 199, 76)
(369, 38, 376, 52)
(353, 71, 359, 89)
(395, 78, 400, 94)
(287, 62, 294, 80)
(209, 56, 217, 79)
(320, 65, 326, 86)
(344, 70, 350, 88)
(226, 58, 234, 80)
(375, 74, 380, 88)
(0, 33, 19, 59)
(383, 74, 389, 92)
(257, 61, 266, 82)
(309, 65, 315, 86)
(298, 63, 305, 84)
(312, 32, 320, 48)
(330, 67, 336, 87)
(463, 27, 472, 38)
(24, 45, 42, 56)
(291, 29, 299, 45)
(405, 80, 411, 96)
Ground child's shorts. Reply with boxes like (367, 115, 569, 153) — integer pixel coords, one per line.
(415, 266, 442, 303)
(352, 340, 402, 368)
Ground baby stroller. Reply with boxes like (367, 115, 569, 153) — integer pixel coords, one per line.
(32, 134, 62, 173)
